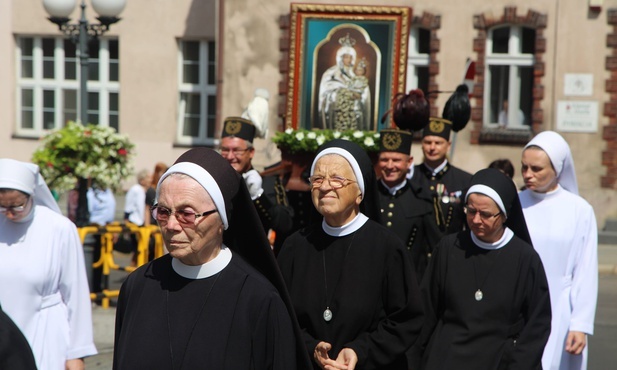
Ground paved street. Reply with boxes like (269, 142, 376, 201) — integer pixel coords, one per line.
(588, 274, 617, 369)
(85, 246, 617, 369)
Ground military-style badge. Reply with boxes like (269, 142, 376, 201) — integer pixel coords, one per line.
(429, 120, 445, 134)
(382, 132, 402, 151)
(379, 129, 412, 154)
(225, 120, 242, 135)
(221, 116, 256, 142)
(423, 117, 452, 140)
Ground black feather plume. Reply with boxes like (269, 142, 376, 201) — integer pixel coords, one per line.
(442, 84, 471, 132)
(389, 89, 430, 131)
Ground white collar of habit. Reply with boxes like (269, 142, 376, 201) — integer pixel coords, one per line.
(470, 227, 514, 250)
(171, 245, 232, 279)
(322, 213, 369, 237)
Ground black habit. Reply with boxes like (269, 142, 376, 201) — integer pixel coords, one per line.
(113, 253, 297, 370)
(419, 232, 551, 370)
(253, 173, 295, 238)
(377, 180, 442, 282)
(0, 305, 37, 370)
(411, 163, 472, 236)
(278, 220, 424, 370)
(261, 172, 320, 255)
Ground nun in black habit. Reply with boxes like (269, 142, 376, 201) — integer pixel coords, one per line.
(277, 139, 424, 370)
(418, 168, 551, 370)
(0, 304, 36, 370)
(113, 148, 311, 370)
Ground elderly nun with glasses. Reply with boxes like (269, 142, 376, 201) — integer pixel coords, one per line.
(113, 147, 311, 370)
(0, 159, 97, 370)
(418, 168, 551, 370)
(277, 139, 424, 370)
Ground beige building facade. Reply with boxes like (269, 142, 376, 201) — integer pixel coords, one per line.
(1, 0, 616, 227)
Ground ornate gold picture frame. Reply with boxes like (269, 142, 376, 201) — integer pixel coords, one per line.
(286, 3, 411, 131)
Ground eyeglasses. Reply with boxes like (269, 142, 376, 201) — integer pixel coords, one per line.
(220, 147, 250, 156)
(0, 197, 30, 214)
(464, 206, 502, 220)
(152, 205, 217, 224)
(308, 175, 356, 189)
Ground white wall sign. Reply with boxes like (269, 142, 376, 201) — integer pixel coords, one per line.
(556, 101, 598, 133)
(564, 74, 593, 96)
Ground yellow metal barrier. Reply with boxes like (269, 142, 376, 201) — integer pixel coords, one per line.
(78, 223, 165, 309)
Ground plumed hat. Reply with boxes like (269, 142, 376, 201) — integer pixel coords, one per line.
(442, 84, 471, 133)
(422, 117, 452, 140)
(221, 116, 256, 143)
(391, 89, 430, 132)
(379, 129, 413, 154)
(465, 168, 532, 245)
(311, 139, 381, 223)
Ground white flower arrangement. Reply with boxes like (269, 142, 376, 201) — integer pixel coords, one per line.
(32, 121, 135, 193)
(272, 128, 381, 154)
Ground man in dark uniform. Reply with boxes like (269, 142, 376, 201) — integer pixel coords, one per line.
(411, 117, 473, 236)
(260, 152, 320, 255)
(376, 129, 441, 281)
(220, 117, 294, 239)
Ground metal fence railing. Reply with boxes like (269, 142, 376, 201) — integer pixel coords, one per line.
(78, 223, 165, 309)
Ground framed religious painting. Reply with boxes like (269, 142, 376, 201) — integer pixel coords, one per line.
(285, 3, 411, 131)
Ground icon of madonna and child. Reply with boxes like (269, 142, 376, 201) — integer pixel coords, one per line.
(315, 30, 379, 131)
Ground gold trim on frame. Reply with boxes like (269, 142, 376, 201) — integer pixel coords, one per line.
(286, 3, 411, 130)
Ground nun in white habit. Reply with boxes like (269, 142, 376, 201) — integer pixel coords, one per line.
(0, 158, 97, 370)
(520, 131, 598, 370)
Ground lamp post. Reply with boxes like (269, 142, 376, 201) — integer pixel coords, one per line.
(43, 0, 126, 127)
(43, 1, 127, 293)
(43, 0, 126, 227)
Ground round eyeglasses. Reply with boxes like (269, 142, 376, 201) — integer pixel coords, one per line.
(464, 206, 502, 221)
(0, 196, 30, 214)
(308, 175, 356, 189)
(152, 206, 217, 224)
(220, 147, 249, 157)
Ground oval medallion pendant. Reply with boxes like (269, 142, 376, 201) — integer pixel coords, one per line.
(323, 308, 333, 322)
(475, 289, 483, 301)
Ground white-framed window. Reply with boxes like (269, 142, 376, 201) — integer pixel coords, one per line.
(15, 36, 120, 137)
(176, 40, 217, 146)
(484, 26, 535, 129)
(405, 27, 430, 94)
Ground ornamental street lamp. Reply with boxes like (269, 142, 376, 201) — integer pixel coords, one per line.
(43, 0, 126, 127)
(43, 1, 127, 292)
(43, 0, 126, 230)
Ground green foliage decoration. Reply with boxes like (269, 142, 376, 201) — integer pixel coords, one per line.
(31, 121, 135, 193)
(272, 128, 381, 154)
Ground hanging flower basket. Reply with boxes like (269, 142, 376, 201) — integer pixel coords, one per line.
(32, 121, 135, 193)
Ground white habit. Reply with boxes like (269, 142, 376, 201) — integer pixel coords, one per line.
(0, 205, 97, 369)
(520, 186, 597, 370)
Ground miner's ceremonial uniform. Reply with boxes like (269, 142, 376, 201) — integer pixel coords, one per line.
(377, 129, 441, 281)
(221, 117, 294, 238)
(411, 118, 472, 236)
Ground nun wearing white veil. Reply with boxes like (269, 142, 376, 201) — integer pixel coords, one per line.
(0, 158, 97, 370)
(520, 131, 598, 370)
